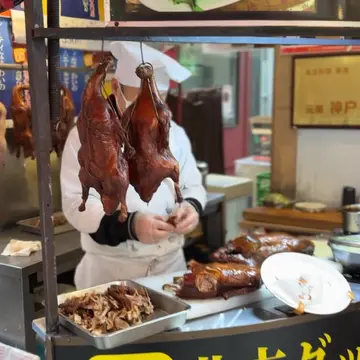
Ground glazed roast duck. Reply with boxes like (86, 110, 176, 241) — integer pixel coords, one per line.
(77, 58, 133, 223)
(122, 62, 183, 204)
(11, 84, 34, 160)
(174, 260, 261, 300)
(77, 59, 183, 222)
(163, 231, 315, 300)
(53, 86, 76, 156)
(10, 83, 75, 159)
(211, 231, 315, 267)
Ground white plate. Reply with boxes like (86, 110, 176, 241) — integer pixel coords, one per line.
(139, 0, 241, 12)
(295, 202, 327, 213)
(261, 253, 352, 315)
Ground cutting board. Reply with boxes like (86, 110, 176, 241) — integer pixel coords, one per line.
(243, 207, 341, 231)
(135, 272, 273, 320)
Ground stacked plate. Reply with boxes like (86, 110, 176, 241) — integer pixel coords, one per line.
(329, 234, 360, 273)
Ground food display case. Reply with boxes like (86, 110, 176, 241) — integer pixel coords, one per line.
(22, 0, 360, 359)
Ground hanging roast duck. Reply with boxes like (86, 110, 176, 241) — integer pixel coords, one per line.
(121, 62, 183, 204)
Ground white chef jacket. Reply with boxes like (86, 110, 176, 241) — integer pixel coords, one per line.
(60, 120, 206, 289)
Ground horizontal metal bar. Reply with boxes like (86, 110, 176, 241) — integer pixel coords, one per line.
(0, 63, 94, 72)
(33, 26, 360, 43)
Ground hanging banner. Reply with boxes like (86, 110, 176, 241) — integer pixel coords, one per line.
(61, 0, 100, 20)
(60, 49, 85, 114)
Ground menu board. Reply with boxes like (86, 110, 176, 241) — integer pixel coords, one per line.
(292, 55, 360, 128)
(108, 0, 342, 21)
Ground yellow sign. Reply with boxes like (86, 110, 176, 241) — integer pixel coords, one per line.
(13, 48, 27, 64)
(293, 55, 360, 127)
(91, 354, 172, 360)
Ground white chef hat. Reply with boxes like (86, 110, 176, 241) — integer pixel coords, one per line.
(110, 41, 192, 92)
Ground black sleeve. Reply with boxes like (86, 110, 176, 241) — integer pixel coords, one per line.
(89, 211, 139, 247)
(185, 197, 204, 217)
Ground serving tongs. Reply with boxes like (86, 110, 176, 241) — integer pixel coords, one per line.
(173, 0, 203, 11)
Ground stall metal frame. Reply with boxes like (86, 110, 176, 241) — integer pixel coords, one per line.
(23, 0, 360, 358)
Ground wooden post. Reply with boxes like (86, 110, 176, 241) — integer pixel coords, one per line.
(271, 46, 297, 198)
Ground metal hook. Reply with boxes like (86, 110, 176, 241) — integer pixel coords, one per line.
(140, 42, 144, 64)
(101, 37, 105, 61)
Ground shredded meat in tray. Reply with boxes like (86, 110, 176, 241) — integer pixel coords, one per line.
(59, 285, 154, 335)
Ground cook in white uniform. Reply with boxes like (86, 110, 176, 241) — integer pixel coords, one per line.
(60, 41, 207, 289)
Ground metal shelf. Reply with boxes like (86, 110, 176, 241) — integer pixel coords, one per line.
(31, 31, 360, 45)
(22, 0, 360, 357)
(32, 24, 360, 41)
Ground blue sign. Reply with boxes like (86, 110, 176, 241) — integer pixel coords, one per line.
(0, 18, 14, 64)
(60, 48, 85, 114)
(61, 0, 99, 20)
(0, 18, 16, 115)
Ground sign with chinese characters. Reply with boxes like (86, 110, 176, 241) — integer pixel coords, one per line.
(60, 49, 86, 114)
(54, 304, 360, 360)
(293, 55, 360, 127)
(61, 0, 99, 20)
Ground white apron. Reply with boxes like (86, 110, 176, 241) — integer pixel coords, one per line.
(74, 245, 186, 289)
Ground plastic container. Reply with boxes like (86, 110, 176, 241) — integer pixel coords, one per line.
(256, 172, 271, 206)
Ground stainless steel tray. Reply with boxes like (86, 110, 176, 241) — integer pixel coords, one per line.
(57, 280, 191, 350)
(17, 211, 74, 235)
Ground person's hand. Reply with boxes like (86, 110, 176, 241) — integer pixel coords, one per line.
(133, 213, 175, 244)
(170, 202, 199, 235)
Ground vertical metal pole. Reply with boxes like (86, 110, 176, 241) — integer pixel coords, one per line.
(24, 0, 59, 334)
(47, 0, 61, 133)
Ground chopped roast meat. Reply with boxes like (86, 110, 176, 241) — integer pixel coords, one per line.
(53, 86, 76, 157)
(174, 261, 260, 300)
(212, 231, 315, 266)
(77, 58, 134, 222)
(122, 62, 183, 204)
(10, 84, 34, 159)
(59, 284, 154, 335)
(0, 102, 7, 168)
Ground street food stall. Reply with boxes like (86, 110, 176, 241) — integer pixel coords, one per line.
(7, 0, 360, 359)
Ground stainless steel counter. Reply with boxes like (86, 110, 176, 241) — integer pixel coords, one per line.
(0, 192, 225, 354)
(0, 228, 82, 277)
(32, 282, 360, 346)
(0, 228, 82, 353)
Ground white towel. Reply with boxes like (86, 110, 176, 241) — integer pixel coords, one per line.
(1, 239, 41, 257)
